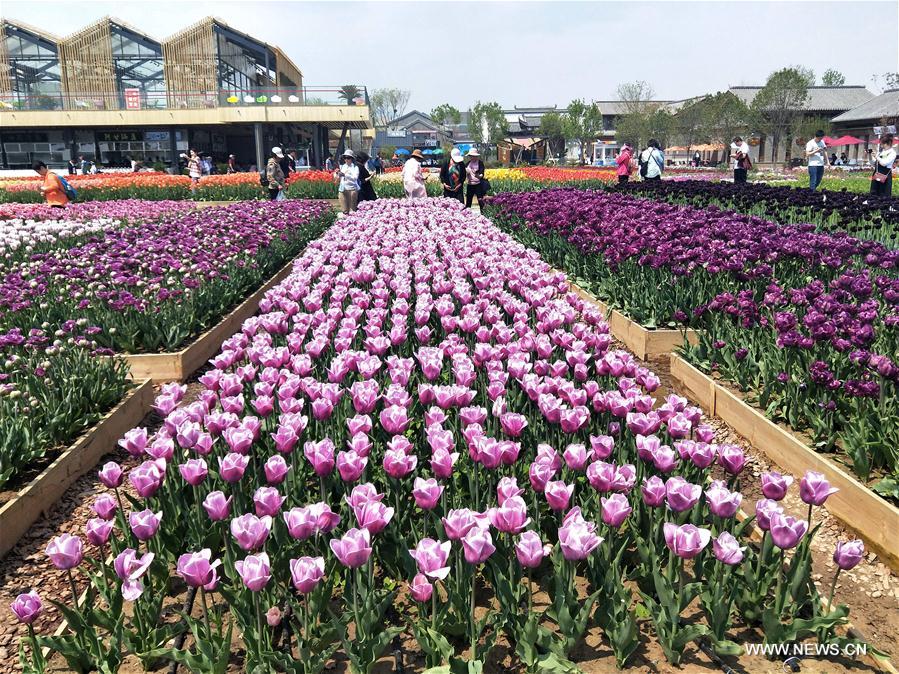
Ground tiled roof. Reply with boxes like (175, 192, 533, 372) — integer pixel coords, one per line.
(831, 89, 899, 123)
(729, 86, 875, 112)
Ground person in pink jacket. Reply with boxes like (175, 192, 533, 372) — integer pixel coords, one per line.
(402, 149, 427, 198)
(615, 144, 634, 184)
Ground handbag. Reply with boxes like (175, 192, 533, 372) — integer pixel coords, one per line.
(872, 169, 889, 183)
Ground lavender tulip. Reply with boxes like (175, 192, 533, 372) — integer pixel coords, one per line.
(235, 552, 272, 592)
(289, 556, 326, 593)
(663, 523, 711, 559)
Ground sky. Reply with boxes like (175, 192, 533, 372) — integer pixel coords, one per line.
(4, 0, 897, 112)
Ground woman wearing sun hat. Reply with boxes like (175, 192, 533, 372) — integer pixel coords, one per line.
(403, 149, 427, 198)
(465, 148, 486, 208)
(440, 148, 466, 202)
(335, 149, 360, 214)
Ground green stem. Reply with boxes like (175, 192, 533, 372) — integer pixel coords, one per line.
(470, 567, 478, 660)
(826, 568, 841, 613)
(254, 591, 264, 664)
(775, 548, 786, 618)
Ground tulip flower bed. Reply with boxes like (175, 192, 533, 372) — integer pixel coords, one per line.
(0, 216, 121, 265)
(0, 199, 194, 224)
(9, 198, 873, 673)
(486, 188, 899, 490)
(612, 180, 899, 247)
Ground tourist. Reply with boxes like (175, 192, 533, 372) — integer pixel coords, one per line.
(227, 154, 237, 173)
(730, 136, 751, 184)
(870, 133, 896, 197)
(615, 144, 634, 184)
(465, 148, 486, 208)
(335, 149, 360, 213)
(67, 158, 76, 175)
(805, 130, 828, 190)
(266, 149, 286, 201)
(356, 151, 377, 203)
(32, 160, 68, 208)
(403, 149, 427, 198)
(186, 150, 202, 192)
(693, 150, 701, 167)
(90, 161, 99, 175)
(839, 152, 848, 165)
(275, 147, 292, 180)
(639, 140, 664, 181)
(440, 148, 466, 202)
(829, 152, 838, 166)
(325, 153, 336, 171)
(79, 155, 90, 175)
(373, 154, 384, 175)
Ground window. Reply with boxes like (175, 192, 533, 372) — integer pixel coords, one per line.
(214, 25, 275, 96)
(110, 24, 165, 108)
(4, 26, 62, 109)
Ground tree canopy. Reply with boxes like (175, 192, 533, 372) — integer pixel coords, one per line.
(563, 100, 603, 164)
(470, 101, 509, 157)
(751, 67, 811, 163)
(431, 104, 462, 126)
(821, 69, 846, 87)
(370, 88, 411, 128)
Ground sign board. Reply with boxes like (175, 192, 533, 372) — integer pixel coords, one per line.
(98, 131, 143, 142)
(387, 127, 406, 138)
(144, 131, 169, 142)
(124, 88, 141, 110)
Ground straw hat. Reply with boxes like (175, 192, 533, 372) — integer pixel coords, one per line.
(410, 149, 425, 160)
(467, 148, 480, 157)
(450, 148, 464, 163)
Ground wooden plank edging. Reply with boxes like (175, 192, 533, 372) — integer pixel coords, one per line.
(0, 379, 155, 559)
(123, 259, 296, 382)
(565, 279, 698, 359)
(669, 353, 899, 573)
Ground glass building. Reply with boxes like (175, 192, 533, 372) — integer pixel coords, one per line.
(0, 20, 63, 110)
(109, 21, 165, 109)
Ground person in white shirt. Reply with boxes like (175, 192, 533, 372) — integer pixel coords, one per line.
(730, 136, 751, 184)
(805, 129, 828, 190)
(870, 133, 896, 197)
(334, 149, 360, 214)
(402, 149, 427, 198)
(640, 139, 664, 180)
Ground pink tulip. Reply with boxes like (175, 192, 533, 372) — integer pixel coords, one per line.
(544, 481, 574, 512)
(289, 556, 326, 593)
(713, 532, 745, 565)
(496, 476, 524, 505)
(98, 461, 124, 488)
(128, 460, 165, 497)
(177, 549, 221, 589)
(563, 443, 591, 471)
(203, 491, 232, 521)
(641, 476, 667, 507)
(253, 486, 286, 517)
(383, 448, 417, 479)
(489, 495, 531, 533)
(272, 426, 299, 454)
(429, 446, 458, 480)
(218, 452, 250, 483)
(283, 507, 317, 540)
(514, 531, 552, 568)
(409, 538, 452, 579)
(262, 455, 289, 485)
(529, 460, 556, 492)
(353, 501, 394, 534)
(304, 439, 335, 477)
(380, 405, 410, 434)
(329, 528, 373, 568)
(179, 458, 208, 486)
(337, 450, 368, 482)
(754, 499, 783, 531)
(308, 502, 341, 533)
(558, 519, 602, 560)
(113, 548, 155, 600)
(409, 572, 434, 602)
(500, 413, 528, 437)
(93, 493, 118, 520)
(461, 527, 495, 564)
(413, 477, 444, 510)
(118, 427, 148, 456)
(10, 591, 42, 624)
(85, 517, 114, 546)
(760, 471, 793, 501)
(230, 513, 272, 551)
(223, 426, 254, 454)
(442, 508, 477, 540)
(705, 480, 742, 518)
(589, 435, 615, 460)
(600, 494, 632, 528)
(663, 523, 711, 559)
(346, 483, 384, 510)
(46, 534, 83, 570)
(665, 476, 702, 513)
(129, 509, 162, 541)
(235, 552, 272, 592)
(799, 471, 839, 506)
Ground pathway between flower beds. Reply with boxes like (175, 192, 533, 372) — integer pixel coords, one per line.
(1, 199, 896, 674)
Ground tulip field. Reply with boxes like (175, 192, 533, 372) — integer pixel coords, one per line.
(4, 197, 892, 674)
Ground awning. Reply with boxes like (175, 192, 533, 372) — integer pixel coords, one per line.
(394, 148, 410, 155)
(824, 135, 864, 146)
(502, 137, 544, 149)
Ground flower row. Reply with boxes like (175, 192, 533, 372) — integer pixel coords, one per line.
(9, 198, 868, 673)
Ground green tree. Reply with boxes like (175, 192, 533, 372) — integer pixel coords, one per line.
(430, 104, 462, 126)
(469, 101, 509, 160)
(539, 110, 567, 159)
(703, 91, 751, 164)
(339, 85, 363, 106)
(673, 97, 712, 155)
(821, 69, 846, 87)
(614, 80, 660, 150)
(751, 67, 811, 164)
(369, 88, 411, 127)
(562, 99, 603, 164)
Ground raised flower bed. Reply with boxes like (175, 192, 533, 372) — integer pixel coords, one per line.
(9, 199, 878, 673)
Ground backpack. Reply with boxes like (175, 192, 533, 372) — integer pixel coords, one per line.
(58, 175, 78, 201)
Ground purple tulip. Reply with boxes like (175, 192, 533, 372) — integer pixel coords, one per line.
(760, 471, 793, 501)
(705, 480, 742, 518)
(382, 447, 418, 479)
(443, 508, 477, 540)
(496, 476, 525, 505)
(85, 517, 114, 546)
(712, 532, 745, 565)
(514, 531, 552, 568)
(118, 427, 148, 456)
(177, 549, 222, 589)
(353, 501, 395, 534)
(413, 477, 444, 510)
(304, 439, 335, 477)
(93, 493, 118, 520)
(218, 452, 250, 483)
(558, 518, 603, 560)
(203, 491, 232, 521)
(461, 527, 496, 564)
(283, 507, 317, 540)
(544, 481, 574, 512)
(589, 434, 615, 460)
(529, 460, 556, 492)
(235, 552, 272, 592)
(346, 483, 384, 510)
(489, 495, 531, 533)
(833, 540, 865, 570)
(769, 512, 808, 549)
(179, 458, 208, 486)
(600, 493, 632, 528)
(500, 412, 528, 437)
(799, 471, 839, 506)
(289, 556, 326, 593)
(113, 548, 155, 600)
(563, 443, 591, 471)
(641, 476, 667, 507)
(409, 572, 434, 602)
(430, 448, 459, 479)
(663, 523, 711, 559)
(264, 455, 290, 485)
(337, 450, 368, 483)
(409, 538, 452, 579)
(128, 459, 165, 497)
(666, 413, 692, 439)
(754, 498, 783, 531)
(98, 461, 124, 488)
(329, 528, 373, 568)
(10, 591, 42, 624)
(230, 513, 272, 551)
(308, 502, 341, 533)
(129, 509, 162, 541)
(717, 445, 746, 475)
(665, 476, 702, 512)
(380, 405, 410, 434)
(253, 487, 286, 517)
